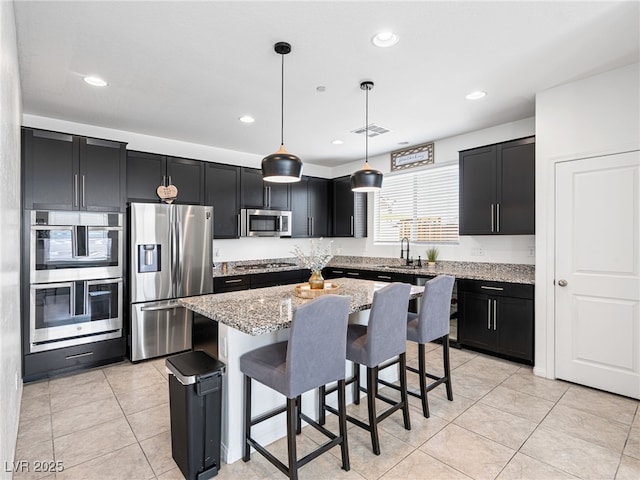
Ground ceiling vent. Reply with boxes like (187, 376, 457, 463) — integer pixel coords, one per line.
(351, 123, 391, 137)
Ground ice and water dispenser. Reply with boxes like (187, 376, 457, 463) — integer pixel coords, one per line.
(138, 244, 161, 272)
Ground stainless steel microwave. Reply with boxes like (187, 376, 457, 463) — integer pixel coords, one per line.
(240, 209, 292, 237)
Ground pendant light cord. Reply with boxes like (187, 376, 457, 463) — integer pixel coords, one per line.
(365, 85, 369, 164)
(280, 52, 285, 147)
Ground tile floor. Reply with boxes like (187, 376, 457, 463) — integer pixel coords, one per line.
(15, 342, 640, 480)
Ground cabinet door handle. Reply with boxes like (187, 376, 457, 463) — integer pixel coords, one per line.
(66, 351, 94, 360)
(74, 174, 79, 207)
(81, 175, 86, 207)
(481, 286, 504, 291)
(332, 270, 344, 274)
(347, 272, 360, 276)
(496, 203, 500, 233)
(310, 217, 314, 236)
(377, 275, 392, 280)
(224, 279, 243, 284)
(493, 299, 497, 330)
(350, 215, 354, 236)
(490, 204, 495, 233)
(487, 299, 492, 329)
(237, 214, 241, 238)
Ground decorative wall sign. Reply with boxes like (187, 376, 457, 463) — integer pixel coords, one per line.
(390, 142, 434, 171)
(157, 184, 178, 204)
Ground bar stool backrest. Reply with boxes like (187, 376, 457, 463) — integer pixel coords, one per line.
(286, 294, 351, 397)
(364, 283, 412, 366)
(415, 275, 455, 343)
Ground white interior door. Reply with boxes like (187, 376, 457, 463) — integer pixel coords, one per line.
(555, 151, 640, 399)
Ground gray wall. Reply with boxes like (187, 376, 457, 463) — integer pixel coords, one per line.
(0, 0, 23, 476)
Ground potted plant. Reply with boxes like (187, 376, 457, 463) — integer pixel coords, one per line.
(426, 247, 439, 267)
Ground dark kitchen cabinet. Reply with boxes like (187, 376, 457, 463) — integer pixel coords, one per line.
(291, 176, 330, 237)
(126, 151, 205, 205)
(23, 128, 126, 212)
(459, 136, 535, 235)
(241, 167, 289, 210)
(205, 162, 241, 238)
(23, 337, 125, 382)
(213, 275, 250, 293)
(331, 176, 367, 237)
(457, 279, 534, 364)
(250, 270, 306, 288)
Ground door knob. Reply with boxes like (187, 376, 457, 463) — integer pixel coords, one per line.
(557, 279, 568, 287)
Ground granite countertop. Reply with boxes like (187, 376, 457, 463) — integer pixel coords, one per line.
(214, 256, 535, 284)
(180, 278, 424, 336)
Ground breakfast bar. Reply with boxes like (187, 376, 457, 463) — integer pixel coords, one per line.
(180, 277, 424, 463)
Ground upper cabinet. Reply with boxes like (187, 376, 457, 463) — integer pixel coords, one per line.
(331, 176, 367, 237)
(22, 128, 126, 212)
(459, 136, 535, 235)
(240, 168, 290, 210)
(126, 151, 204, 205)
(205, 162, 241, 239)
(290, 176, 330, 238)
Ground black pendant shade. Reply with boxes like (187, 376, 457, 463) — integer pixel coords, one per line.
(262, 41, 302, 183)
(351, 81, 383, 192)
(262, 145, 303, 183)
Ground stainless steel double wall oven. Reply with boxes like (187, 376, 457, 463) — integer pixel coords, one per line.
(28, 210, 124, 353)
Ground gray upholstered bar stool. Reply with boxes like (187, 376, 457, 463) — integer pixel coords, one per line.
(322, 282, 412, 455)
(404, 275, 455, 418)
(240, 294, 351, 480)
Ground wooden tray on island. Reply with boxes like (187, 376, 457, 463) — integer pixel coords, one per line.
(293, 282, 340, 298)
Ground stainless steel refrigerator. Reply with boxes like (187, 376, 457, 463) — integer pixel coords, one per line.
(129, 203, 213, 361)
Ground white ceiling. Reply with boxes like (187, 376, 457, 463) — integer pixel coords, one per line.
(13, 0, 640, 167)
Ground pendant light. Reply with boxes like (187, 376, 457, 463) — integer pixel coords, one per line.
(262, 42, 303, 183)
(350, 81, 383, 192)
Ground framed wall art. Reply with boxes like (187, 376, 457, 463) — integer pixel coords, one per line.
(390, 142, 434, 171)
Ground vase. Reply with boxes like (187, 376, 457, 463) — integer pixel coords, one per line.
(308, 270, 325, 289)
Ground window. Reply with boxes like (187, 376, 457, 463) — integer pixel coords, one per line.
(374, 163, 459, 243)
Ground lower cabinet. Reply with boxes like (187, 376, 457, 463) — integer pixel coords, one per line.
(213, 270, 307, 293)
(458, 279, 534, 364)
(213, 275, 251, 293)
(23, 338, 125, 382)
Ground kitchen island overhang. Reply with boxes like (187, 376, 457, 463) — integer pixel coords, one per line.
(179, 278, 424, 464)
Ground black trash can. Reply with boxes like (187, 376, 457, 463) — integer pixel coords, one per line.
(166, 350, 225, 480)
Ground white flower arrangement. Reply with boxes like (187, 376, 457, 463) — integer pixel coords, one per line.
(291, 238, 334, 272)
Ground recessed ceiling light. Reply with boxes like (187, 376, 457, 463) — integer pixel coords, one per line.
(83, 76, 108, 87)
(239, 115, 255, 123)
(372, 31, 399, 48)
(331, 139, 344, 145)
(316, 86, 326, 92)
(465, 90, 487, 100)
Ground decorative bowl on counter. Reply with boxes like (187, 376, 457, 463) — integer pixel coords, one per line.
(293, 282, 340, 298)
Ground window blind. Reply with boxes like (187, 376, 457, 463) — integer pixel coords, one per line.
(374, 163, 459, 243)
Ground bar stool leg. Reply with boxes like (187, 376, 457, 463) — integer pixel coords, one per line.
(353, 362, 361, 405)
(443, 334, 453, 401)
(296, 395, 302, 435)
(366, 366, 381, 455)
(399, 353, 411, 430)
(318, 385, 327, 425)
(243, 375, 252, 462)
(286, 397, 298, 480)
(418, 343, 430, 418)
(337, 379, 350, 471)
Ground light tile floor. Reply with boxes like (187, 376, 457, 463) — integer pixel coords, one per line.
(14, 343, 640, 480)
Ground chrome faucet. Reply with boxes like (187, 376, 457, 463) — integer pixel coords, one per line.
(400, 237, 412, 265)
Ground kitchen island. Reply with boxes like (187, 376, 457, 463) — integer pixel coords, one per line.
(180, 277, 424, 463)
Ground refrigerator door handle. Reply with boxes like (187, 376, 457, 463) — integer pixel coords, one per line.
(140, 302, 181, 312)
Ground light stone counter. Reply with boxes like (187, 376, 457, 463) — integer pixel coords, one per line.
(180, 278, 422, 464)
(180, 277, 425, 336)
